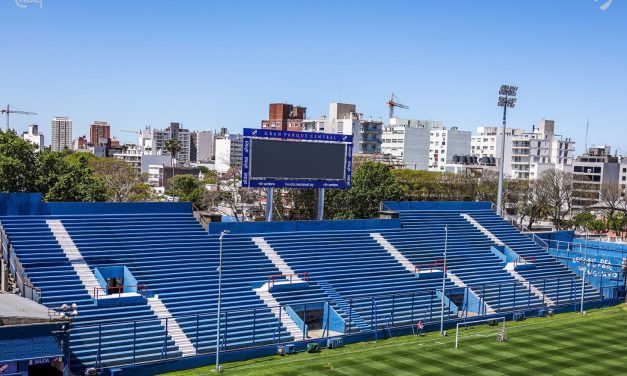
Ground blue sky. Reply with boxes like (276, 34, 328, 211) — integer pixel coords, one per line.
(2, 0, 626, 154)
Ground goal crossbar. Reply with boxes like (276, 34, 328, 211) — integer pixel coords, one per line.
(455, 317, 507, 349)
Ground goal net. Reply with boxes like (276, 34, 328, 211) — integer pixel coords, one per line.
(455, 317, 507, 349)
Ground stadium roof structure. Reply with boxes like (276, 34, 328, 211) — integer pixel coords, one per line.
(0, 293, 61, 326)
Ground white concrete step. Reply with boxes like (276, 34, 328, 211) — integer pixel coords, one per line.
(460, 214, 504, 246)
(147, 296, 196, 357)
(47, 220, 102, 299)
(254, 284, 304, 340)
(371, 232, 495, 315)
(252, 237, 302, 282)
(370, 233, 415, 272)
(505, 264, 555, 306)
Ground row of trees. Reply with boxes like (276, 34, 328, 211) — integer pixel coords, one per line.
(0, 130, 151, 202)
(6, 128, 623, 231)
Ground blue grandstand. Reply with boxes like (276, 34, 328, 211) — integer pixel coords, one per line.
(0, 194, 619, 375)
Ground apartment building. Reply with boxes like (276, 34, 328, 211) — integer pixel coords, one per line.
(471, 119, 575, 180)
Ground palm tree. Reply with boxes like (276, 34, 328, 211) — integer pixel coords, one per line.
(164, 138, 182, 188)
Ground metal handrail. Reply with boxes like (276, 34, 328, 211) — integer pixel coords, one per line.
(93, 284, 150, 300)
(266, 272, 310, 287)
(414, 259, 446, 273)
(490, 202, 550, 250)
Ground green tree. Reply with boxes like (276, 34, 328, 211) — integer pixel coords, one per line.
(568, 212, 595, 233)
(165, 174, 209, 209)
(164, 138, 182, 178)
(44, 154, 107, 202)
(90, 157, 148, 202)
(326, 161, 405, 219)
(0, 129, 37, 192)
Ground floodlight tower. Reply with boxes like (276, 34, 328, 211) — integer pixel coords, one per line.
(496, 85, 518, 214)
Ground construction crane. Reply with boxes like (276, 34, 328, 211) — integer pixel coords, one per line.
(121, 129, 141, 134)
(386, 93, 409, 119)
(1, 104, 37, 131)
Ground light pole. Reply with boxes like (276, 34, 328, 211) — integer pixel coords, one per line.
(215, 230, 229, 372)
(580, 230, 588, 314)
(440, 225, 448, 335)
(496, 85, 518, 214)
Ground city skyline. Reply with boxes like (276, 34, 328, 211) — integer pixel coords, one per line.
(2, 1, 626, 152)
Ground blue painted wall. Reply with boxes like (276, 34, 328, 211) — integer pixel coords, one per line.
(381, 201, 491, 212)
(0, 192, 192, 216)
(208, 218, 401, 235)
(536, 230, 575, 243)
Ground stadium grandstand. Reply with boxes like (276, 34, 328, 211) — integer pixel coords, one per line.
(0, 193, 624, 376)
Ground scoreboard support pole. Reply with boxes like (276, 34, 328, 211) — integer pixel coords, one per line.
(317, 188, 325, 220)
(266, 187, 274, 222)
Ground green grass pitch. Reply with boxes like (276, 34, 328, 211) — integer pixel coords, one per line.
(161, 304, 627, 375)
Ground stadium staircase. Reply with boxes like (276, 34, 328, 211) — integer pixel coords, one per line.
(0, 199, 605, 373)
(58, 215, 295, 353)
(46, 219, 101, 298)
(0, 217, 182, 371)
(465, 210, 599, 304)
(379, 211, 545, 312)
(371, 232, 495, 314)
(262, 231, 458, 329)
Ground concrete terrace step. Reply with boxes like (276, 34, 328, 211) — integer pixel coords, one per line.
(147, 295, 196, 357)
(46, 219, 101, 299)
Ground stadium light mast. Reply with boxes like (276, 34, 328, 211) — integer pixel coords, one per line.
(496, 85, 518, 214)
(440, 225, 448, 336)
(215, 230, 230, 372)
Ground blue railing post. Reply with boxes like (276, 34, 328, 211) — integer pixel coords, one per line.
(391, 293, 396, 326)
(481, 285, 486, 315)
(556, 278, 561, 305)
(133, 321, 137, 365)
(195, 315, 199, 355)
(97, 324, 102, 369)
(497, 283, 501, 312)
(430, 291, 434, 321)
(447, 288, 451, 319)
(348, 299, 353, 334)
(252, 308, 257, 346)
(164, 318, 169, 358)
(543, 279, 547, 306)
(222, 311, 228, 350)
(303, 304, 307, 341)
(371, 297, 375, 331)
(570, 278, 574, 306)
(410, 292, 415, 325)
(373, 297, 378, 341)
(326, 300, 331, 340)
(278, 306, 282, 343)
(512, 282, 517, 311)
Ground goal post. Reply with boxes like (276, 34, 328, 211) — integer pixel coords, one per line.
(455, 317, 507, 349)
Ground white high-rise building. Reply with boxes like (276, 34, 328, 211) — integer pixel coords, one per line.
(214, 133, 243, 174)
(193, 131, 214, 162)
(22, 124, 44, 152)
(381, 118, 471, 171)
(470, 119, 575, 180)
(51, 116, 72, 151)
(139, 122, 191, 164)
(308, 103, 382, 154)
(428, 126, 472, 172)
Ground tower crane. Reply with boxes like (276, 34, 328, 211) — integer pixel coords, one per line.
(386, 93, 409, 119)
(1, 104, 37, 131)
